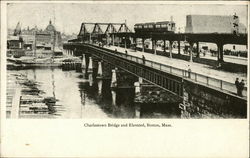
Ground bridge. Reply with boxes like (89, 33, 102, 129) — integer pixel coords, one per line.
(64, 42, 247, 95)
(77, 22, 131, 43)
(74, 22, 247, 63)
(62, 21, 247, 117)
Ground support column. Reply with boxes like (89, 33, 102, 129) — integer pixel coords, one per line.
(189, 41, 194, 62)
(89, 33, 92, 43)
(134, 77, 143, 94)
(134, 82, 140, 94)
(97, 61, 103, 78)
(124, 37, 127, 49)
(220, 45, 224, 61)
(217, 42, 224, 62)
(102, 62, 112, 79)
(142, 38, 145, 52)
(106, 35, 109, 46)
(163, 40, 166, 52)
(134, 37, 137, 51)
(139, 77, 143, 84)
(82, 54, 86, 69)
(178, 40, 181, 55)
(217, 48, 220, 61)
(88, 57, 93, 72)
(118, 37, 120, 47)
(154, 40, 157, 54)
(169, 40, 173, 58)
(196, 41, 200, 58)
(112, 34, 115, 46)
(129, 37, 133, 45)
(110, 68, 117, 88)
(152, 39, 154, 50)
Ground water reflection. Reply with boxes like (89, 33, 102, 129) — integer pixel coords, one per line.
(8, 68, 181, 119)
(98, 80, 102, 95)
(88, 73, 93, 86)
(111, 90, 116, 106)
(135, 104, 141, 118)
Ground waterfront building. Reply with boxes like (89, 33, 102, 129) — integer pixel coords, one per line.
(10, 20, 62, 57)
(185, 14, 247, 34)
(184, 15, 247, 56)
(7, 35, 25, 57)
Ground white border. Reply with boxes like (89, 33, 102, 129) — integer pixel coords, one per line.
(1, 1, 249, 157)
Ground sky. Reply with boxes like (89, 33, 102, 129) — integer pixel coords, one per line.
(7, 2, 248, 35)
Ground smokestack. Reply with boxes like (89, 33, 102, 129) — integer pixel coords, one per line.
(170, 16, 173, 22)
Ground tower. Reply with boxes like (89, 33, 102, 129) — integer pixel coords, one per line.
(13, 22, 21, 36)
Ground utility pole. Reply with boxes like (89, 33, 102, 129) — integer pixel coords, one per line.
(34, 31, 37, 63)
(233, 13, 239, 35)
(52, 6, 56, 63)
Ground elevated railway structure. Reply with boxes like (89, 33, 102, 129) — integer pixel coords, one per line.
(77, 22, 131, 45)
(65, 18, 247, 97)
(74, 14, 247, 63)
(75, 30, 247, 64)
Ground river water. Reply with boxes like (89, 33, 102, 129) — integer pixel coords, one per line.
(7, 68, 181, 119)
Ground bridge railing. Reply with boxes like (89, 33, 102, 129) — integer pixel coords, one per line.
(67, 43, 247, 97)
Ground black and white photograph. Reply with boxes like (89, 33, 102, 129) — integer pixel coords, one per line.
(4, 2, 248, 119)
(1, 1, 249, 157)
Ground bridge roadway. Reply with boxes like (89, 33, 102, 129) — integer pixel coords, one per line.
(102, 45, 247, 84)
(136, 45, 248, 66)
(63, 42, 247, 99)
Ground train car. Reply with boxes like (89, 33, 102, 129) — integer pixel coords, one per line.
(134, 23, 144, 33)
(155, 21, 176, 33)
(134, 21, 176, 33)
(143, 22, 155, 32)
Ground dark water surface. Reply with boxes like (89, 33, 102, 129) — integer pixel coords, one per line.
(8, 68, 181, 119)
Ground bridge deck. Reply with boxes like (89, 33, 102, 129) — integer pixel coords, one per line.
(90, 44, 247, 98)
(136, 45, 248, 66)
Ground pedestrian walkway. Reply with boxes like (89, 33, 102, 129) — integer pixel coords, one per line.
(139, 45, 248, 65)
(172, 49, 248, 65)
(108, 45, 247, 84)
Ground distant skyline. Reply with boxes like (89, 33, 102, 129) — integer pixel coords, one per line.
(7, 2, 248, 35)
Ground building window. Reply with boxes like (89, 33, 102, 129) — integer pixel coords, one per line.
(162, 24, 167, 28)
